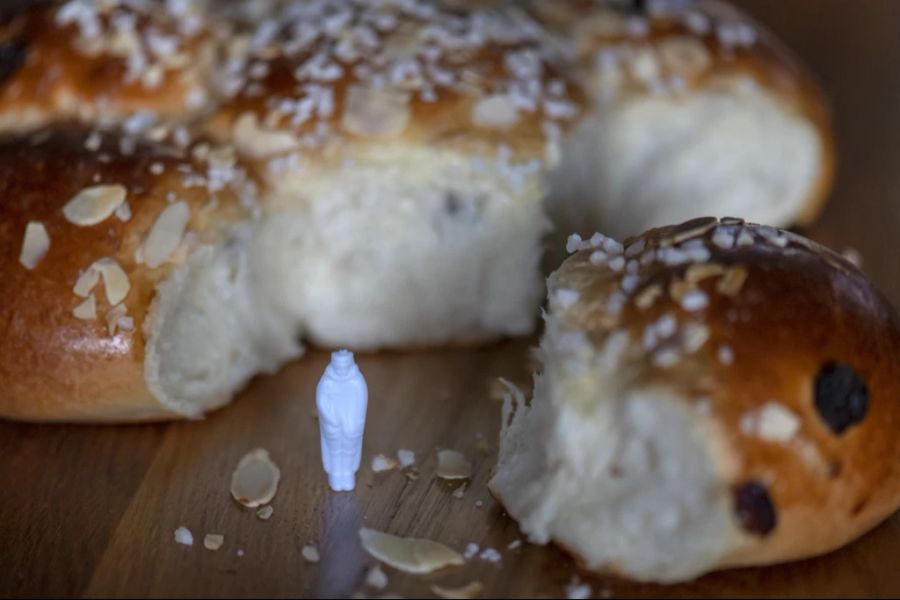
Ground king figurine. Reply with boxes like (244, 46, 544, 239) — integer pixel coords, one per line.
(316, 350, 368, 491)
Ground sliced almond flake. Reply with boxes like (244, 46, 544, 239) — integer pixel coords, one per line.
(716, 266, 748, 297)
(396, 449, 415, 469)
(63, 184, 127, 226)
(230, 448, 281, 508)
(106, 303, 127, 336)
(681, 322, 709, 353)
(668, 278, 694, 301)
(256, 505, 274, 520)
(343, 85, 411, 139)
(666, 217, 718, 245)
(365, 564, 388, 590)
(658, 36, 711, 79)
(73, 267, 101, 297)
(73, 294, 97, 320)
(430, 581, 484, 599)
(634, 283, 662, 310)
(452, 483, 467, 499)
(90, 258, 130, 305)
(358, 528, 464, 574)
(143, 201, 190, 268)
(301, 545, 320, 563)
(685, 262, 725, 284)
(471, 95, 519, 130)
(19, 221, 50, 270)
(203, 534, 224, 551)
(174, 526, 193, 546)
(372, 454, 398, 472)
(115, 199, 132, 222)
(436, 449, 471, 480)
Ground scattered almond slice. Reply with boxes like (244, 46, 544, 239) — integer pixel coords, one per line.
(174, 526, 193, 546)
(63, 184, 127, 226)
(436, 449, 471, 480)
(452, 483, 467, 499)
(358, 528, 464, 574)
(106, 304, 128, 336)
(203, 534, 224, 551)
(233, 112, 300, 159)
(89, 257, 130, 305)
(365, 564, 388, 590)
(73, 267, 100, 297)
(143, 201, 190, 268)
(372, 454, 398, 472)
(257, 505, 274, 520)
(430, 581, 484, 599)
(396, 449, 415, 469)
(302, 545, 320, 563)
(73, 294, 97, 320)
(230, 448, 281, 508)
(115, 199, 132, 222)
(19, 221, 50, 270)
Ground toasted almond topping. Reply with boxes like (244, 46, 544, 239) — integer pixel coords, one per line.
(365, 564, 388, 590)
(73, 294, 97, 320)
(106, 303, 127, 336)
(19, 221, 50, 270)
(63, 184, 127, 226)
(397, 449, 415, 468)
(681, 322, 710, 353)
(143, 201, 189, 269)
(471, 95, 520, 130)
(716, 266, 748, 297)
(115, 199, 132, 222)
(203, 534, 224, 551)
(658, 36, 711, 79)
(174, 526, 193, 546)
(73, 267, 101, 297)
(431, 581, 484, 599)
(90, 258, 130, 305)
(436, 449, 471, 480)
(256, 505, 274, 520)
(634, 283, 662, 310)
(233, 113, 301, 159)
(372, 454, 399, 473)
(685, 262, 726, 284)
(358, 528, 464, 574)
(301, 545, 320, 563)
(343, 85, 411, 138)
(668, 278, 694, 302)
(230, 448, 281, 508)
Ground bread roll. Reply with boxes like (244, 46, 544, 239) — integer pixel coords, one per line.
(531, 0, 835, 239)
(0, 0, 218, 133)
(0, 126, 303, 422)
(490, 217, 900, 582)
(204, 0, 584, 349)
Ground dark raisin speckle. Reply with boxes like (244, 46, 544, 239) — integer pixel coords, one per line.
(733, 481, 777, 535)
(0, 40, 26, 87)
(814, 362, 868, 434)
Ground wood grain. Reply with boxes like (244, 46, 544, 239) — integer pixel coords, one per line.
(2, 1, 900, 598)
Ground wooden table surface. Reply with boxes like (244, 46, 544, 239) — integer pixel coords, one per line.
(3, 2, 900, 598)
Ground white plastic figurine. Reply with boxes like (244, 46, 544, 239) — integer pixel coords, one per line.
(316, 350, 368, 492)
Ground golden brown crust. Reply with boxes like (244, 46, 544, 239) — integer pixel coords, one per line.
(526, 0, 836, 226)
(555, 217, 900, 570)
(205, 0, 585, 166)
(0, 125, 253, 422)
(0, 1, 217, 133)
